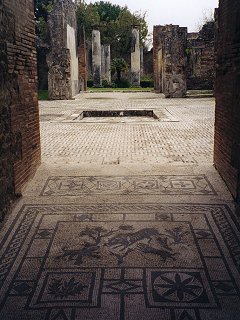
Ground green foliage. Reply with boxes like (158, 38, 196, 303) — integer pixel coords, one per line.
(111, 58, 128, 82)
(76, 3, 100, 36)
(102, 80, 112, 88)
(38, 90, 49, 100)
(87, 80, 94, 88)
(140, 80, 154, 88)
(34, 0, 54, 42)
(141, 74, 153, 81)
(35, 0, 149, 58)
(76, 1, 148, 58)
(93, 1, 123, 22)
(113, 78, 131, 88)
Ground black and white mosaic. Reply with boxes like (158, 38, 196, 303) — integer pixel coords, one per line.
(41, 175, 216, 196)
(0, 203, 240, 319)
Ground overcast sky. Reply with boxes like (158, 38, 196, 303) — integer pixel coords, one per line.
(85, 0, 219, 33)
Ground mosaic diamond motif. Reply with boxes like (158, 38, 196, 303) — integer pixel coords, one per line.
(40, 175, 216, 196)
(105, 279, 142, 293)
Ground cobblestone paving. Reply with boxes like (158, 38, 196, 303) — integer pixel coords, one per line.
(39, 92, 214, 165)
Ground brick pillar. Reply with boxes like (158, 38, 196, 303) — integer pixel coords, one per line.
(0, 0, 41, 219)
(214, 0, 240, 201)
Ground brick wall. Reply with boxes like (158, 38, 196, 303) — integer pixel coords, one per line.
(187, 22, 215, 90)
(214, 0, 240, 201)
(0, 0, 41, 220)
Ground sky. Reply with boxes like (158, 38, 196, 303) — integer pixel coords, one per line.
(84, 0, 219, 33)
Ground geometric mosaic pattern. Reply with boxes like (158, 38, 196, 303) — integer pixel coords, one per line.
(40, 175, 216, 196)
(0, 203, 240, 319)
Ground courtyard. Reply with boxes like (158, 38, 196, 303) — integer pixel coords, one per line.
(40, 92, 214, 165)
(0, 92, 239, 319)
(1, 0, 240, 318)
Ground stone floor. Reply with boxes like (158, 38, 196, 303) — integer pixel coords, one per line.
(0, 92, 240, 320)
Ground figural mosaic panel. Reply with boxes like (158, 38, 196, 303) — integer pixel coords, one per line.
(0, 203, 240, 320)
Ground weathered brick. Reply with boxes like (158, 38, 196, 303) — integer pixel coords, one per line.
(214, 0, 240, 201)
(187, 22, 215, 90)
(0, 0, 41, 220)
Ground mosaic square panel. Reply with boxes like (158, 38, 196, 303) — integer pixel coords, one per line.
(146, 269, 217, 308)
(28, 270, 101, 309)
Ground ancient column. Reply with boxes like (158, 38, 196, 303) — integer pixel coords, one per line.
(78, 25, 87, 91)
(153, 25, 164, 93)
(131, 26, 141, 87)
(101, 44, 111, 85)
(140, 47, 144, 76)
(92, 29, 102, 87)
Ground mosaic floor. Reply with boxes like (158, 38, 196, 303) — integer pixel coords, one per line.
(40, 92, 214, 165)
(41, 175, 216, 196)
(1, 93, 239, 319)
(0, 203, 240, 319)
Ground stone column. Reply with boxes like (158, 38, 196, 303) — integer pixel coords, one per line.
(101, 44, 111, 84)
(131, 26, 141, 87)
(153, 25, 164, 92)
(78, 25, 87, 91)
(92, 29, 102, 87)
(140, 47, 144, 76)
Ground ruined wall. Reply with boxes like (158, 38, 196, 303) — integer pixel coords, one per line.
(0, 0, 41, 219)
(47, 0, 79, 99)
(187, 22, 215, 90)
(153, 25, 187, 98)
(214, 0, 240, 201)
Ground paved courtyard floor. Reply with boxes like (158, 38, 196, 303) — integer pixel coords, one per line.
(0, 92, 240, 320)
